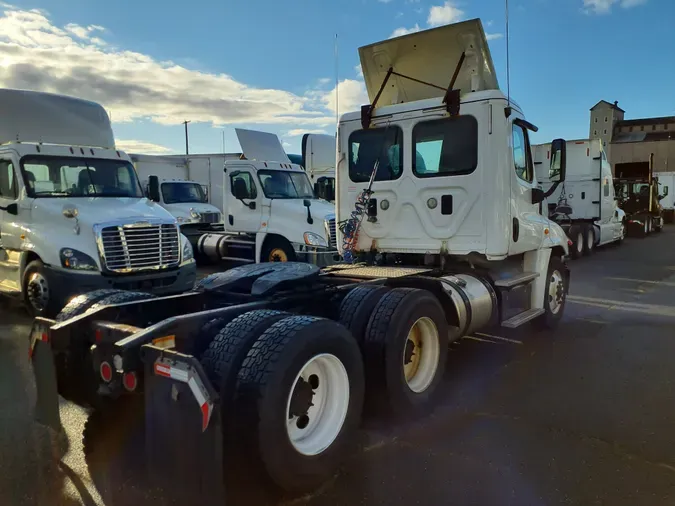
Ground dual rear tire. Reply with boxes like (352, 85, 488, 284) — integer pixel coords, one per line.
(198, 286, 449, 494)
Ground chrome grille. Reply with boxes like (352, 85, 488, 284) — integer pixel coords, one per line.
(325, 216, 337, 249)
(100, 224, 180, 272)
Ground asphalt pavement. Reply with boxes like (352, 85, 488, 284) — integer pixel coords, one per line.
(2, 229, 675, 506)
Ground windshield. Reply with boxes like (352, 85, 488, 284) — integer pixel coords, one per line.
(161, 182, 207, 204)
(21, 155, 143, 198)
(258, 170, 314, 199)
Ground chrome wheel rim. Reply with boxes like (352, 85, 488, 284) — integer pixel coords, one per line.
(27, 272, 50, 312)
(576, 233, 583, 254)
(586, 230, 594, 250)
(548, 270, 565, 315)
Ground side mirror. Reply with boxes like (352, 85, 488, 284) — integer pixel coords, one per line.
(532, 187, 546, 205)
(549, 138, 566, 183)
(0, 202, 18, 215)
(148, 175, 160, 202)
(303, 199, 311, 208)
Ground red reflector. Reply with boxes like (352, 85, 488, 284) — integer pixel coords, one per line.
(95, 329, 103, 342)
(575, 141, 585, 144)
(100, 362, 113, 383)
(123, 371, 138, 392)
(201, 402, 210, 432)
(567, 240, 573, 246)
(41, 333, 49, 343)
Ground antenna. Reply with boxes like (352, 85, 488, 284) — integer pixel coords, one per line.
(222, 129, 225, 154)
(335, 33, 339, 133)
(505, 0, 511, 110)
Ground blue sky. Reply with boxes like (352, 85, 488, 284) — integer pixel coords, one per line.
(0, 0, 670, 155)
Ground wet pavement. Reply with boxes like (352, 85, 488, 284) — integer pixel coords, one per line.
(2, 229, 675, 506)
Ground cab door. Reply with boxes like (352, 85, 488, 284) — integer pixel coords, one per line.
(508, 121, 543, 255)
(225, 167, 262, 233)
(0, 157, 22, 251)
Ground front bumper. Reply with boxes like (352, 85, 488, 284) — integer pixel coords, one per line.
(45, 261, 198, 304)
(292, 244, 341, 268)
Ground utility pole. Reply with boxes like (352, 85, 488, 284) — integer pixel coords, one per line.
(183, 120, 191, 155)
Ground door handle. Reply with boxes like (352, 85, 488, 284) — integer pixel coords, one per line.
(512, 218, 520, 242)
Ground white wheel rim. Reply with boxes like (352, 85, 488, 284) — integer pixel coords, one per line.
(402, 317, 440, 394)
(548, 270, 565, 315)
(587, 230, 593, 250)
(620, 224, 625, 239)
(286, 353, 349, 456)
(645, 221, 648, 233)
(27, 272, 50, 311)
(576, 233, 583, 254)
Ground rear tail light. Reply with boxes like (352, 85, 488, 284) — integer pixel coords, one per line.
(100, 361, 113, 383)
(123, 371, 138, 392)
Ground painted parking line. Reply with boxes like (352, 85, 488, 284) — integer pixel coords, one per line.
(606, 276, 675, 288)
(474, 332, 523, 345)
(463, 335, 499, 344)
(567, 295, 675, 318)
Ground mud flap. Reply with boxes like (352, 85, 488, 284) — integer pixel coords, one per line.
(29, 320, 62, 432)
(143, 345, 225, 506)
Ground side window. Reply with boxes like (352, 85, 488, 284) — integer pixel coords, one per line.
(412, 116, 478, 177)
(348, 127, 403, 182)
(230, 171, 257, 199)
(0, 160, 17, 199)
(512, 124, 533, 183)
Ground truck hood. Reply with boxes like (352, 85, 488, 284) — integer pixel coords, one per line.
(163, 202, 221, 221)
(268, 198, 335, 242)
(32, 197, 176, 228)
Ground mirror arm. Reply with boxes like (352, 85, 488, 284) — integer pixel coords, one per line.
(543, 180, 561, 199)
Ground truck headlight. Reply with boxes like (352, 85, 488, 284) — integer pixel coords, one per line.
(60, 248, 98, 271)
(182, 236, 194, 262)
(189, 208, 201, 220)
(304, 232, 328, 247)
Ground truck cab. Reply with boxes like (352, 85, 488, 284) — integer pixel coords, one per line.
(0, 89, 196, 316)
(197, 128, 339, 265)
(336, 19, 569, 325)
(301, 133, 336, 202)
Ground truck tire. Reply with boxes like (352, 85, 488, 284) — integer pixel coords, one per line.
(88, 291, 156, 313)
(55, 289, 125, 322)
(583, 225, 595, 256)
(234, 316, 364, 493)
(261, 237, 296, 263)
(363, 288, 448, 417)
(200, 310, 290, 394)
(23, 260, 59, 318)
(655, 216, 663, 233)
(338, 285, 390, 345)
(568, 225, 584, 259)
(192, 317, 227, 359)
(534, 256, 568, 330)
(647, 216, 653, 235)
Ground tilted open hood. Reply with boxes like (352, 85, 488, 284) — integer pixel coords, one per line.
(235, 128, 291, 163)
(358, 18, 499, 107)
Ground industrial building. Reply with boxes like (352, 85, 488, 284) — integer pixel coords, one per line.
(590, 100, 675, 176)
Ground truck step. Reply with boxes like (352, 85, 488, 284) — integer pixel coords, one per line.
(501, 308, 545, 328)
(221, 256, 255, 263)
(494, 272, 539, 289)
(0, 260, 19, 270)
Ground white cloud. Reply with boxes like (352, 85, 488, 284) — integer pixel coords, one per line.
(285, 128, 328, 137)
(0, 6, 334, 128)
(582, 0, 647, 14)
(317, 77, 331, 85)
(486, 20, 494, 27)
(427, 1, 464, 27)
(321, 79, 369, 115)
(116, 139, 173, 155)
(378, 0, 393, 3)
(355, 64, 363, 77)
(486, 33, 503, 40)
(282, 141, 292, 149)
(390, 23, 421, 38)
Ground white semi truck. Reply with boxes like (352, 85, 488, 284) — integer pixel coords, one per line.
(131, 154, 226, 242)
(197, 128, 339, 266)
(30, 19, 571, 502)
(656, 171, 674, 223)
(0, 89, 197, 316)
(301, 133, 336, 202)
(533, 139, 626, 258)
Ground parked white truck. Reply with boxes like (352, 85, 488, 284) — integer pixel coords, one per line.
(301, 133, 336, 201)
(0, 89, 197, 316)
(30, 19, 572, 503)
(131, 154, 225, 240)
(533, 139, 625, 258)
(197, 128, 339, 265)
(657, 171, 674, 223)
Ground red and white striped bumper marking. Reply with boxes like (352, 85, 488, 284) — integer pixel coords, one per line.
(153, 361, 213, 432)
(28, 330, 49, 359)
